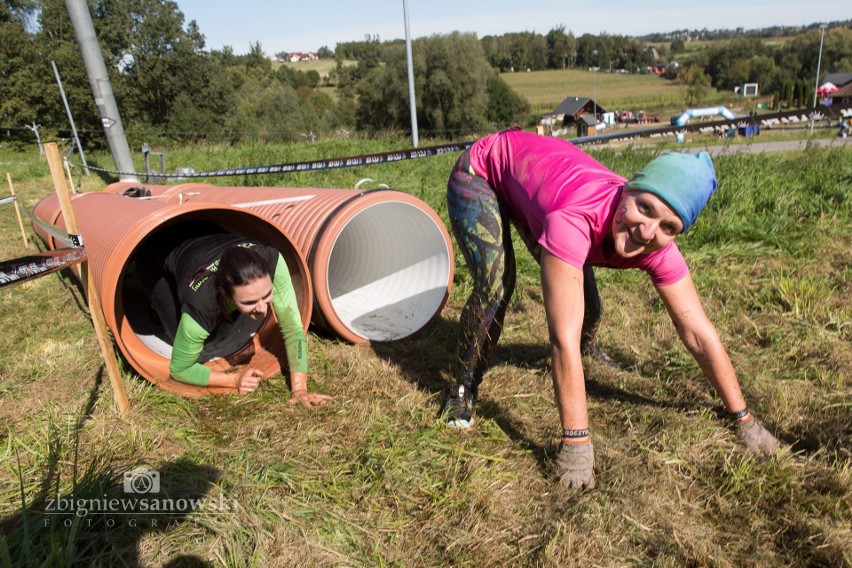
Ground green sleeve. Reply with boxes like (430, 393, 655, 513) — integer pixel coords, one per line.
(169, 312, 212, 386)
(271, 254, 308, 373)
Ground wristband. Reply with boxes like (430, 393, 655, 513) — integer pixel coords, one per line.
(562, 428, 590, 439)
(729, 408, 750, 421)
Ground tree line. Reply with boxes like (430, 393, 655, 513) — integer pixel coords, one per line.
(1, 1, 850, 150)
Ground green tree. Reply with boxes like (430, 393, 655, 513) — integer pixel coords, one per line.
(305, 69, 321, 88)
(486, 73, 530, 127)
(546, 24, 569, 69)
(677, 64, 711, 106)
(32, 0, 106, 143)
(691, 37, 769, 89)
(355, 33, 498, 137)
(119, 1, 208, 128)
(0, 1, 43, 140)
(244, 41, 271, 71)
(226, 75, 316, 143)
(166, 58, 236, 142)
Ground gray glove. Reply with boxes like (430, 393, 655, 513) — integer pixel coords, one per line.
(735, 417, 781, 454)
(555, 441, 596, 490)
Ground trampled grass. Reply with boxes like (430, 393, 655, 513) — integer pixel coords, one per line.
(0, 134, 849, 566)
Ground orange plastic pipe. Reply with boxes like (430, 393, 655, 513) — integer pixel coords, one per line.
(32, 192, 312, 397)
(104, 182, 455, 344)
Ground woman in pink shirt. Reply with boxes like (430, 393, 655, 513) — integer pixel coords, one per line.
(443, 129, 780, 490)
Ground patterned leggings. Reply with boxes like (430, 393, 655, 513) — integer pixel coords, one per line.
(446, 150, 603, 396)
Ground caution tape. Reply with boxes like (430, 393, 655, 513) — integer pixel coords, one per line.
(75, 140, 475, 180)
(0, 247, 86, 289)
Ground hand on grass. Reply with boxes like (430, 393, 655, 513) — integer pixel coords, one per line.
(236, 368, 262, 394)
(735, 417, 782, 454)
(556, 441, 596, 491)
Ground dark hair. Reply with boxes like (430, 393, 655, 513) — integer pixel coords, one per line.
(214, 245, 272, 319)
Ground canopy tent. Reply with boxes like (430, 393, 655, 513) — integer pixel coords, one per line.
(817, 82, 839, 96)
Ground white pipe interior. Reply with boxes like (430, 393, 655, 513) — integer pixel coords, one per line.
(326, 201, 452, 341)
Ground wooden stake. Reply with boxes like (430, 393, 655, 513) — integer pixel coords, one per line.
(43, 142, 131, 413)
(6, 173, 30, 248)
(63, 158, 78, 194)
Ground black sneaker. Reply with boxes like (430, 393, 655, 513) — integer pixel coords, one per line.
(581, 343, 619, 369)
(442, 384, 476, 429)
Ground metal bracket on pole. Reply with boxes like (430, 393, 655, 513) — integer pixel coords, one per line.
(142, 143, 166, 183)
(24, 123, 44, 156)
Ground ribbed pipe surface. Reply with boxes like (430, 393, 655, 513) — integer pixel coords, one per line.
(104, 182, 455, 343)
(33, 192, 312, 397)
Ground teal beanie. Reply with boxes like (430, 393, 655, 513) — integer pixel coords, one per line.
(626, 151, 717, 231)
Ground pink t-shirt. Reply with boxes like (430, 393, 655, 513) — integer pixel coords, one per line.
(468, 130, 688, 286)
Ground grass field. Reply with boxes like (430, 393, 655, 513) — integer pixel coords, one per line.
(501, 68, 766, 119)
(278, 58, 354, 77)
(0, 134, 850, 566)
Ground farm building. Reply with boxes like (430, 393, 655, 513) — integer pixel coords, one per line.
(821, 72, 852, 104)
(540, 96, 606, 136)
(577, 115, 599, 137)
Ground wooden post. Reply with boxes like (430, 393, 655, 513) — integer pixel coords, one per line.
(6, 173, 30, 248)
(43, 142, 131, 413)
(63, 158, 78, 194)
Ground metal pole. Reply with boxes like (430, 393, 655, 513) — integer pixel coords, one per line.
(65, 0, 137, 180)
(812, 24, 827, 108)
(51, 60, 89, 175)
(592, 49, 598, 130)
(403, 0, 419, 147)
(593, 68, 597, 126)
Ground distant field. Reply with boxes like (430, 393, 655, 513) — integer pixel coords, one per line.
(502, 68, 687, 114)
(278, 58, 354, 77)
(502, 68, 766, 118)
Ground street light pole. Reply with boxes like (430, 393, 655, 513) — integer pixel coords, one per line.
(812, 23, 828, 108)
(403, 0, 419, 148)
(592, 49, 598, 128)
(593, 68, 597, 126)
(65, 0, 136, 180)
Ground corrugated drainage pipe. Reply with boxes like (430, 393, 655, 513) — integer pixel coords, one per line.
(105, 182, 455, 344)
(32, 192, 312, 397)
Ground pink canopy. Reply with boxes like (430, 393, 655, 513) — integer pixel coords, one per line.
(817, 82, 839, 96)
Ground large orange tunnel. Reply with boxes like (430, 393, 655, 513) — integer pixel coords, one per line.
(103, 182, 455, 344)
(33, 184, 454, 396)
(33, 192, 312, 397)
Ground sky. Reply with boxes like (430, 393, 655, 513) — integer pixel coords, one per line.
(173, 0, 850, 56)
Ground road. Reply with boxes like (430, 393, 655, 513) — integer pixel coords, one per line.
(680, 135, 851, 157)
(598, 133, 850, 156)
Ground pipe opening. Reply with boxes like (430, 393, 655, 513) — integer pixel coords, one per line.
(326, 201, 452, 341)
(121, 221, 268, 361)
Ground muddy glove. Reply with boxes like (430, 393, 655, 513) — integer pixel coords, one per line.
(734, 413, 781, 455)
(555, 441, 596, 490)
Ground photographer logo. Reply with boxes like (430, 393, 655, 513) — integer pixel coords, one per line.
(123, 468, 160, 494)
(43, 467, 238, 529)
